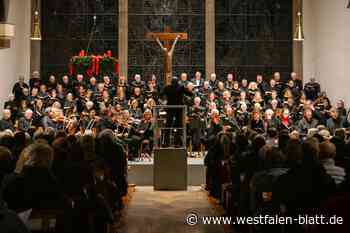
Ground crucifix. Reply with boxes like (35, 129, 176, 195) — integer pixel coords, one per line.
(146, 26, 188, 85)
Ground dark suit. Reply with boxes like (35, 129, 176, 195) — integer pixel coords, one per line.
(0, 119, 13, 132)
(2, 167, 65, 211)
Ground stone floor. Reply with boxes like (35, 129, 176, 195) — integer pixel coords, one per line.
(114, 186, 227, 233)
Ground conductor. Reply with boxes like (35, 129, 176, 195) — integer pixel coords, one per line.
(161, 76, 188, 128)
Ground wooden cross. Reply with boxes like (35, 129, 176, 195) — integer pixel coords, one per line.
(146, 26, 188, 85)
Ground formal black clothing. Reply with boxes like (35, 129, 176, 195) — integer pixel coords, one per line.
(273, 162, 336, 216)
(2, 167, 66, 211)
(304, 81, 321, 101)
(0, 0, 5, 22)
(257, 81, 269, 94)
(0, 207, 30, 233)
(0, 119, 14, 132)
(250, 119, 265, 133)
(12, 82, 29, 103)
(29, 77, 41, 91)
(162, 83, 189, 127)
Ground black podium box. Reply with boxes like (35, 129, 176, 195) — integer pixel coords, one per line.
(153, 148, 187, 190)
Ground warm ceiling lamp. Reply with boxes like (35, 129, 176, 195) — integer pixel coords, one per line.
(293, 11, 304, 41)
(30, 0, 42, 41)
(293, 0, 304, 41)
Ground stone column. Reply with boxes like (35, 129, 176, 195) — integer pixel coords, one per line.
(118, 0, 128, 80)
(205, 0, 215, 80)
(293, 0, 303, 81)
(30, 0, 41, 75)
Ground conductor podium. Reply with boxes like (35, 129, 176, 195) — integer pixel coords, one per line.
(153, 105, 187, 190)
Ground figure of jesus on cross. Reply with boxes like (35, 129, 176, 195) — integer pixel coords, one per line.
(147, 27, 188, 85)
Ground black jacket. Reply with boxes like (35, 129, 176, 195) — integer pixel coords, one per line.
(0, 207, 30, 233)
(2, 167, 65, 211)
(273, 162, 336, 216)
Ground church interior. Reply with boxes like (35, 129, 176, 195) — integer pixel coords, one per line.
(0, 0, 350, 233)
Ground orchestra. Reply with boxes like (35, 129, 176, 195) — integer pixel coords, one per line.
(3, 71, 350, 161)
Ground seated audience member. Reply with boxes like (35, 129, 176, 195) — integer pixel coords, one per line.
(0, 146, 13, 185)
(1, 143, 66, 211)
(297, 108, 319, 134)
(96, 129, 128, 197)
(273, 138, 336, 217)
(0, 203, 30, 233)
(330, 128, 347, 164)
(319, 141, 346, 185)
(0, 110, 14, 132)
(17, 109, 34, 134)
(326, 107, 348, 134)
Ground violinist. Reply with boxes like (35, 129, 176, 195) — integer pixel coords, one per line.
(28, 87, 39, 108)
(136, 109, 154, 160)
(114, 86, 128, 108)
(33, 99, 45, 127)
(221, 106, 239, 133)
(42, 107, 64, 132)
(129, 87, 144, 109)
(145, 79, 158, 100)
(251, 91, 265, 110)
(236, 91, 250, 111)
(17, 109, 35, 134)
(129, 99, 143, 120)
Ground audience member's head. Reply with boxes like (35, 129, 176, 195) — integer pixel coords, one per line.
(285, 139, 303, 165)
(0, 146, 13, 182)
(0, 133, 14, 150)
(319, 141, 336, 160)
(302, 137, 320, 164)
(15, 143, 54, 173)
(252, 135, 266, 153)
(278, 130, 290, 153)
(334, 128, 346, 141)
(80, 134, 96, 161)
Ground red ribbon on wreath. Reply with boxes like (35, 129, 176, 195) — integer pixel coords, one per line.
(86, 56, 94, 77)
(69, 63, 74, 76)
(91, 55, 96, 76)
(95, 56, 101, 75)
(79, 50, 85, 57)
(114, 62, 119, 74)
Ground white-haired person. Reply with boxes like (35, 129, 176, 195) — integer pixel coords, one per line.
(131, 74, 145, 90)
(0, 109, 14, 132)
(263, 108, 280, 132)
(17, 109, 34, 134)
(209, 73, 218, 89)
